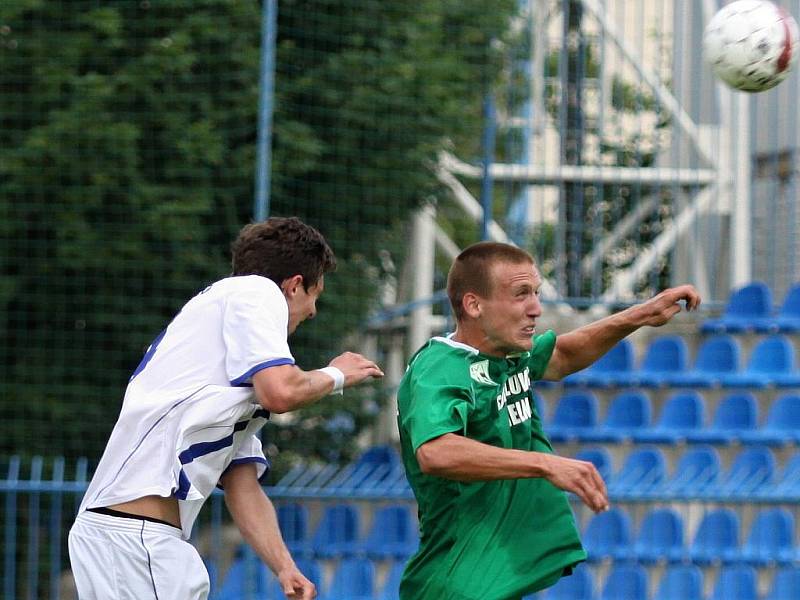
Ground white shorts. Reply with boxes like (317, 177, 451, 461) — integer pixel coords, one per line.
(68, 511, 210, 600)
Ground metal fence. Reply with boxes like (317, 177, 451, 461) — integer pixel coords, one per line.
(5, 1, 800, 597)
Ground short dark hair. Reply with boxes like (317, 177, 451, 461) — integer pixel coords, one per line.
(231, 217, 336, 290)
(447, 242, 534, 321)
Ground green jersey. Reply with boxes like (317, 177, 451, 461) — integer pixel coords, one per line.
(397, 331, 585, 600)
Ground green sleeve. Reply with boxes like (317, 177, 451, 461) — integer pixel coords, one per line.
(399, 361, 472, 453)
(528, 329, 557, 380)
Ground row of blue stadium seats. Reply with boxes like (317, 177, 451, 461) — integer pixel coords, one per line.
(545, 389, 800, 445)
(214, 559, 800, 600)
(546, 334, 800, 389)
(582, 507, 798, 565)
(531, 563, 800, 600)
(574, 445, 798, 500)
(210, 556, 405, 600)
(276, 502, 417, 559)
(700, 281, 800, 335)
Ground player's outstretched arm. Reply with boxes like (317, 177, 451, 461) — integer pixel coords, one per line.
(416, 433, 609, 513)
(221, 463, 316, 600)
(543, 284, 701, 381)
(253, 352, 384, 413)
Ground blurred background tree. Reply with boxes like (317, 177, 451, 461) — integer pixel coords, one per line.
(0, 0, 516, 475)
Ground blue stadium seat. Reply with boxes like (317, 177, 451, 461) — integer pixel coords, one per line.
(264, 558, 323, 599)
(687, 508, 740, 564)
(624, 507, 684, 564)
(769, 452, 800, 500)
(705, 446, 775, 499)
(582, 507, 632, 562)
(659, 446, 720, 499)
(562, 340, 634, 388)
(532, 391, 546, 423)
(277, 502, 310, 556)
(219, 552, 324, 599)
(320, 557, 375, 600)
(363, 504, 418, 559)
(215, 551, 264, 599)
(581, 391, 651, 443)
(685, 392, 757, 445)
(574, 447, 613, 482)
(377, 561, 405, 600)
(708, 565, 758, 600)
(310, 503, 360, 557)
(719, 335, 800, 388)
(738, 508, 794, 565)
(633, 391, 705, 444)
(547, 391, 598, 443)
(700, 282, 773, 334)
(773, 284, 800, 333)
(635, 335, 689, 387)
(653, 564, 703, 600)
(356, 445, 401, 468)
(328, 445, 403, 493)
(765, 566, 800, 600)
(740, 394, 800, 446)
(546, 565, 595, 600)
(204, 558, 219, 593)
(607, 447, 665, 498)
(599, 564, 648, 600)
(669, 335, 740, 388)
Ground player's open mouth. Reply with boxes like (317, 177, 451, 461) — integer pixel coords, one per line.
(523, 326, 536, 335)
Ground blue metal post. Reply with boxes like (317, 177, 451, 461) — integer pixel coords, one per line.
(4, 457, 20, 599)
(480, 92, 497, 241)
(50, 458, 65, 600)
(254, 0, 278, 222)
(27, 457, 43, 600)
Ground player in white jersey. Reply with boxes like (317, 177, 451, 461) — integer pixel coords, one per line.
(68, 217, 383, 599)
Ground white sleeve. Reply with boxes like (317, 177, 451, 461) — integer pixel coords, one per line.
(219, 434, 270, 486)
(224, 282, 295, 386)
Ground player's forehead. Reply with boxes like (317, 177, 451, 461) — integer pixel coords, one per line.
(489, 259, 540, 290)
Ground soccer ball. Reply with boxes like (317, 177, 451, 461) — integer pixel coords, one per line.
(703, 0, 799, 92)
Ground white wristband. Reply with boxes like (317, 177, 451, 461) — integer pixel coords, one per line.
(317, 366, 345, 395)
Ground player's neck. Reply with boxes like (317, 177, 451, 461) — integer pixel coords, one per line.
(451, 326, 505, 358)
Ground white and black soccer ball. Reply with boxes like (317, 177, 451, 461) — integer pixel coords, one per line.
(703, 0, 799, 92)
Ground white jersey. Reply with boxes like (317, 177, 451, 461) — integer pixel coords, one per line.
(79, 275, 294, 539)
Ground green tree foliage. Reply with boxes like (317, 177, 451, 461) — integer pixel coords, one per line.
(0, 0, 516, 471)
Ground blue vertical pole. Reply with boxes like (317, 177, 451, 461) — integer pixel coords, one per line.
(254, 0, 278, 222)
(27, 457, 43, 600)
(480, 92, 497, 241)
(49, 457, 65, 600)
(4, 457, 20, 599)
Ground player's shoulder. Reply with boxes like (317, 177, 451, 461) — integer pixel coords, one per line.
(407, 335, 477, 377)
(211, 275, 283, 300)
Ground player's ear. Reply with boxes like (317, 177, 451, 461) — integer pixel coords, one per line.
(462, 292, 482, 319)
(280, 274, 304, 298)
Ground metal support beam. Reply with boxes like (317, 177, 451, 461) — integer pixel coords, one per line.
(442, 151, 716, 186)
(436, 160, 561, 300)
(581, 196, 661, 275)
(580, 0, 718, 170)
(602, 184, 717, 300)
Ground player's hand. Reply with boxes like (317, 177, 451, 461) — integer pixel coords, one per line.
(277, 565, 316, 599)
(540, 454, 609, 513)
(635, 284, 702, 327)
(329, 351, 384, 387)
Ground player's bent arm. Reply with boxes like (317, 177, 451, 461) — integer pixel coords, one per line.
(253, 364, 341, 413)
(252, 352, 383, 413)
(542, 284, 701, 381)
(221, 463, 316, 599)
(417, 433, 609, 513)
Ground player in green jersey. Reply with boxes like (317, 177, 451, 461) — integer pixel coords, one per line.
(397, 241, 701, 600)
